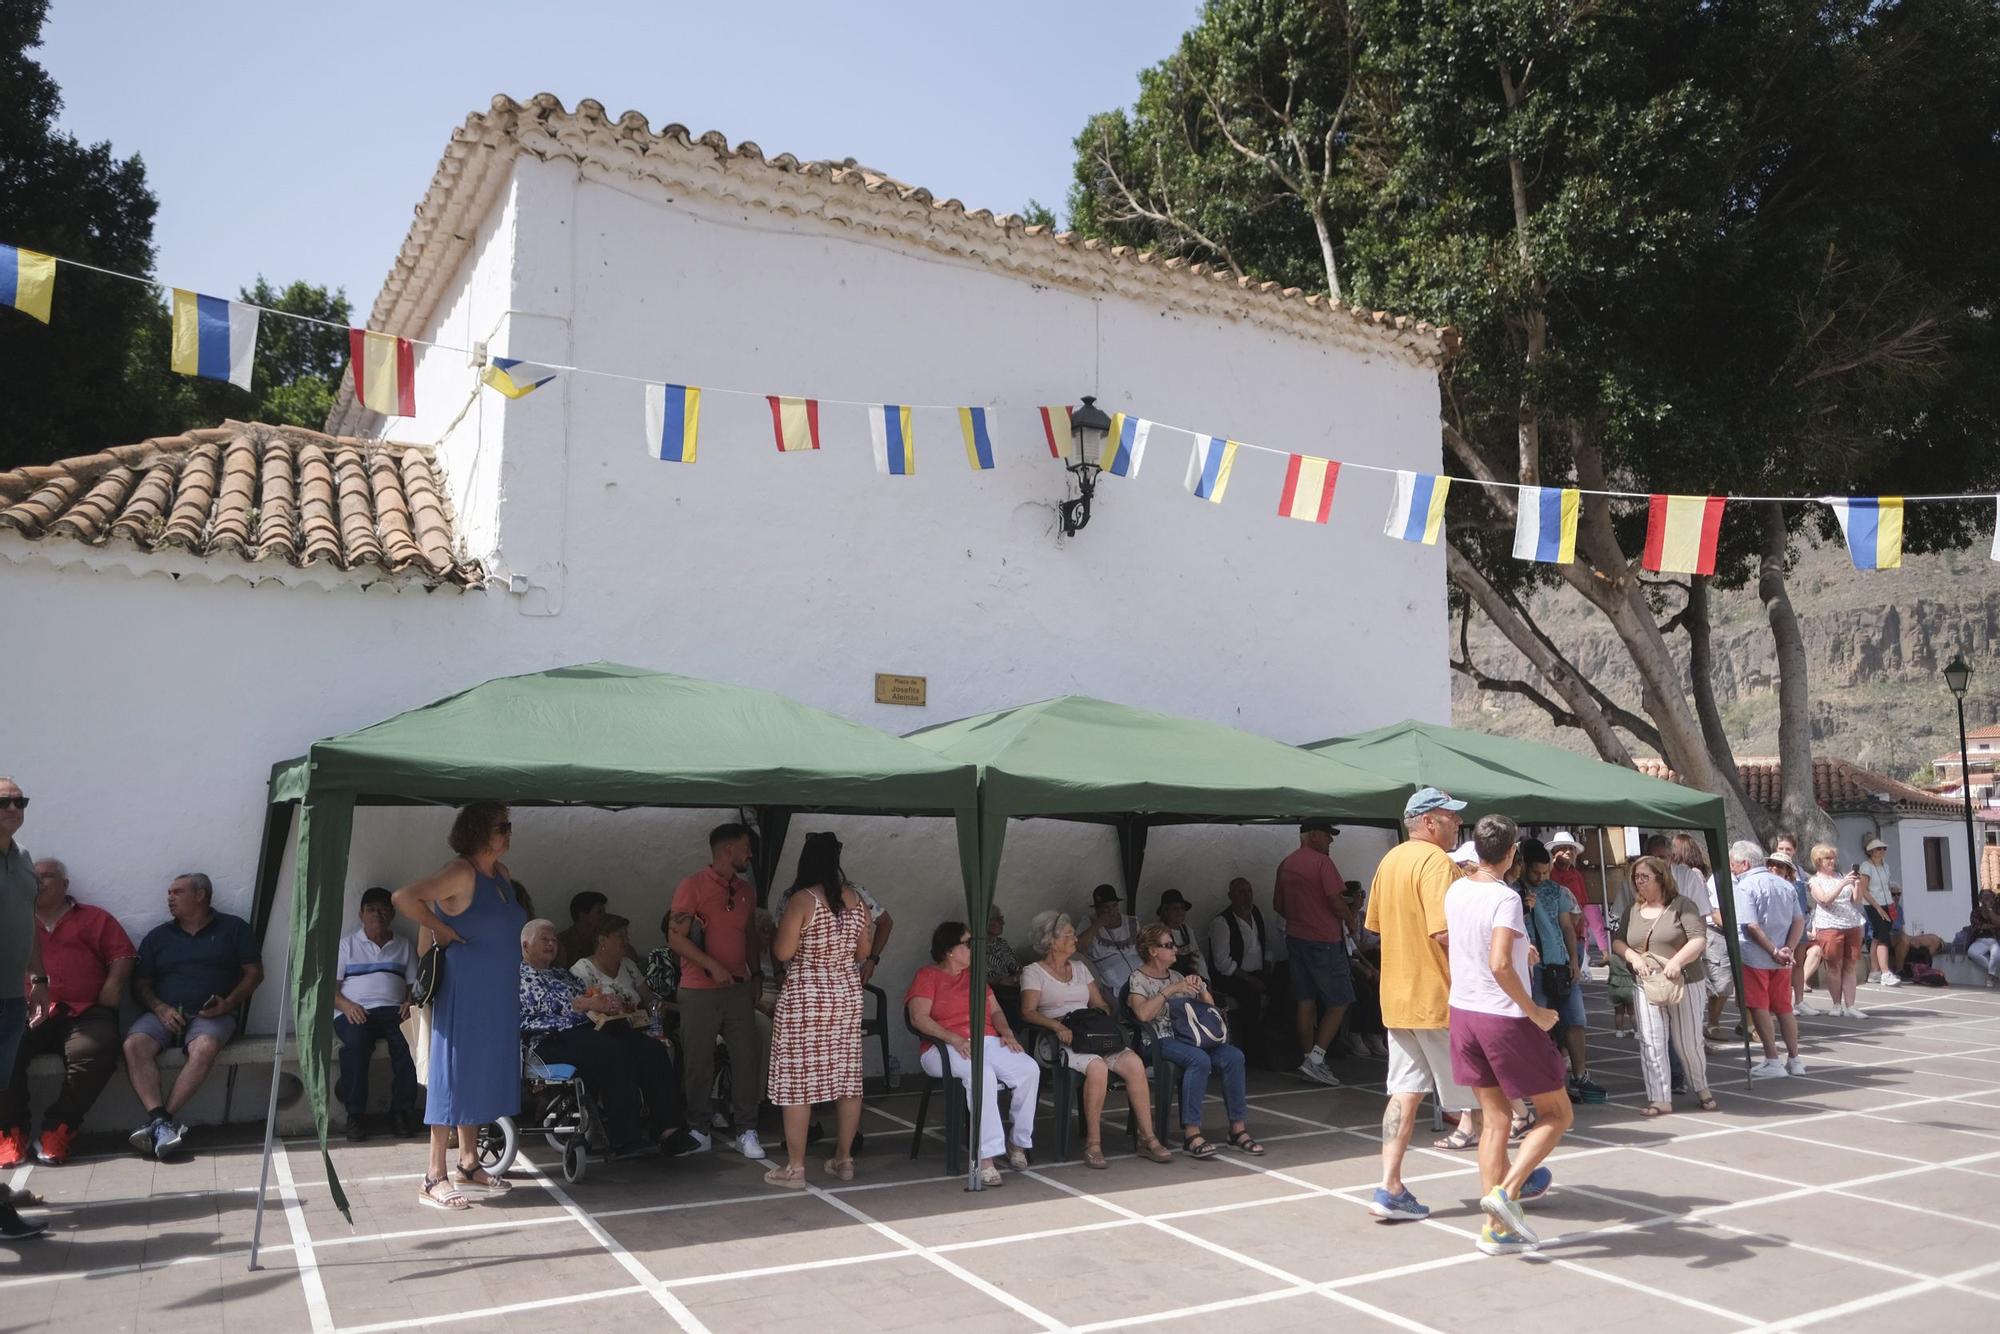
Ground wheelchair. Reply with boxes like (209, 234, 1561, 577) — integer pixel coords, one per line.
(473, 1042, 605, 1183)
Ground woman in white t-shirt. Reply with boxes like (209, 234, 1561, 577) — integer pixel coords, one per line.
(1018, 911, 1171, 1169)
(1807, 845, 1867, 1018)
(570, 914, 655, 1014)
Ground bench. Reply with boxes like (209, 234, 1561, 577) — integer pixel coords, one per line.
(21, 1036, 369, 1133)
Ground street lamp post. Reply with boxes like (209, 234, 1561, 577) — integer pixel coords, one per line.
(1943, 654, 1979, 914)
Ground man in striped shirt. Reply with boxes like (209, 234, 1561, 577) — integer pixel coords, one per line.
(334, 887, 420, 1140)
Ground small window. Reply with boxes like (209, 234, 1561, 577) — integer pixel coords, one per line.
(1924, 837, 1950, 892)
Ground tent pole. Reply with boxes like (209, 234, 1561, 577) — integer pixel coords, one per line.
(246, 919, 297, 1270)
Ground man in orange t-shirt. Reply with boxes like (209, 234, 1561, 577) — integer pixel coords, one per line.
(668, 823, 764, 1160)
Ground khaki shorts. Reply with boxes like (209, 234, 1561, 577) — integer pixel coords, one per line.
(1385, 1027, 1473, 1112)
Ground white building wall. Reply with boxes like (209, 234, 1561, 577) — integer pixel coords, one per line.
(3, 152, 1445, 1116)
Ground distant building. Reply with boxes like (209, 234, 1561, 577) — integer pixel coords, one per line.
(1931, 722, 2000, 808)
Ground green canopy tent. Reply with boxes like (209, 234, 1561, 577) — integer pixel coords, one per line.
(1304, 719, 1750, 1070)
(903, 695, 1415, 1183)
(245, 663, 981, 1266)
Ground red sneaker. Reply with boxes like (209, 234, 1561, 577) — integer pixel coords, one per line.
(35, 1123, 73, 1166)
(0, 1127, 26, 1169)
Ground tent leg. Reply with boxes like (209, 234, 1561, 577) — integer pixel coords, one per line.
(247, 935, 297, 1270)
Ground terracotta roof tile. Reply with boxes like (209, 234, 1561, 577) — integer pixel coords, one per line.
(0, 421, 476, 586)
(1633, 756, 1966, 819)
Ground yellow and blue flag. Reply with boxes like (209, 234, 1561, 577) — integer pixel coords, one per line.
(1184, 435, 1238, 503)
(1101, 412, 1151, 478)
(1, 243, 55, 324)
(959, 407, 995, 471)
(644, 383, 701, 463)
(1384, 470, 1450, 545)
(872, 404, 915, 476)
(1828, 496, 1903, 570)
(482, 356, 559, 400)
(1513, 485, 1579, 564)
(170, 289, 259, 390)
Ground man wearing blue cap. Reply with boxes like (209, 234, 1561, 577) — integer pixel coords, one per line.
(1365, 787, 1481, 1222)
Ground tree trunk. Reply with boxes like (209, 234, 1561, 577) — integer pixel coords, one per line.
(1309, 207, 1342, 303)
(1687, 578, 1774, 843)
(1758, 502, 1837, 846)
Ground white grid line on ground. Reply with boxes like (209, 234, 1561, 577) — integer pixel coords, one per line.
(271, 1139, 336, 1334)
(511, 1148, 713, 1334)
(807, 1180, 1072, 1331)
(1753, 1257, 2000, 1332)
(1068, 1285, 1312, 1333)
(332, 1283, 649, 1334)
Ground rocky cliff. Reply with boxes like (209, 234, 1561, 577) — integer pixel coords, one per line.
(1452, 542, 2000, 780)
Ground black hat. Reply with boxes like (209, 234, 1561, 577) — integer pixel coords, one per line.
(1300, 818, 1340, 835)
(1091, 883, 1122, 904)
(360, 886, 393, 909)
(1156, 889, 1191, 912)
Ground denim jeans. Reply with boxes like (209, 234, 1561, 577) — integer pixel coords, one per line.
(1154, 1036, 1247, 1128)
(335, 1007, 419, 1116)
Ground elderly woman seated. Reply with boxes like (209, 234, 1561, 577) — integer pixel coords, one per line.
(1019, 911, 1173, 1168)
(520, 919, 691, 1158)
(905, 920, 1039, 1187)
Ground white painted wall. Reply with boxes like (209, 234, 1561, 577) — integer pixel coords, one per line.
(2, 153, 1446, 1123)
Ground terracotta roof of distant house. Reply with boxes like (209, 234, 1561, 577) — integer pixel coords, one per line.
(0, 422, 475, 587)
(333, 93, 1457, 430)
(1633, 756, 1966, 819)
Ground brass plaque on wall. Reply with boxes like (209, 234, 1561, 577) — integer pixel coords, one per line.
(874, 673, 927, 707)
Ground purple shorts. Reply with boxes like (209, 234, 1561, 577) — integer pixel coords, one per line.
(1449, 1006, 1566, 1100)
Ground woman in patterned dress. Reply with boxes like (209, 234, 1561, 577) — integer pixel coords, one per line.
(765, 832, 872, 1187)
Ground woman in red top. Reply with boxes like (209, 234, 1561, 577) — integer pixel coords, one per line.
(905, 920, 1040, 1187)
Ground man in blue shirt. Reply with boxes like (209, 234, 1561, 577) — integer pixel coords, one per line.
(334, 888, 420, 1141)
(123, 873, 263, 1158)
(1520, 841, 1604, 1104)
(1729, 843, 1805, 1079)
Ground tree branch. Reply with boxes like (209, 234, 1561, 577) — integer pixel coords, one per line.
(1091, 125, 1244, 280)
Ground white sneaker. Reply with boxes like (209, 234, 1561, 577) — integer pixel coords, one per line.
(681, 1129, 712, 1154)
(1751, 1058, 1790, 1079)
(1297, 1056, 1341, 1087)
(1847, 1005, 1867, 1019)
(1364, 1034, 1389, 1058)
(1338, 1033, 1370, 1058)
(1785, 1056, 1807, 1075)
(732, 1129, 767, 1161)
(1796, 1001, 1827, 1016)
(1880, 972, 1902, 988)
(710, 1111, 731, 1131)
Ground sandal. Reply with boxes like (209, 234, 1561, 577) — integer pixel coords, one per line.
(824, 1157, 855, 1182)
(1640, 1103, 1671, 1118)
(1434, 1126, 1479, 1152)
(764, 1164, 807, 1189)
(1182, 1133, 1220, 1160)
(1227, 1130, 1265, 1156)
(1083, 1143, 1108, 1170)
(418, 1174, 470, 1210)
(453, 1163, 511, 1193)
(1138, 1138, 1174, 1164)
(1696, 1092, 1719, 1112)
(1509, 1113, 1534, 1141)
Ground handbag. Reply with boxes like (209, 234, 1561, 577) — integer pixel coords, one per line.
(1060, 1007, 1125, 1056)
(1637, 911, 1685, 1006)
(412, 943, 444, 1008)
(1525, 887, 1573, 1005)
(1166, 995, 1229, 1050)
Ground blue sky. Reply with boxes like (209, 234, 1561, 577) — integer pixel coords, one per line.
(37, 1, 1200, 319)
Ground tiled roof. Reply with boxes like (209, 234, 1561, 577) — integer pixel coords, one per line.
(0, 422, 475, 586)
(1634, 756, 1967, 819)
(335, 94, 1456, 431)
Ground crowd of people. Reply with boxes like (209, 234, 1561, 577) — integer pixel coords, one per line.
(5, 765, 1998, 1252)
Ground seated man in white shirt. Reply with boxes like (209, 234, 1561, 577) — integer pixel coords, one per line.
(334, 887, 420, 1141)
(1207, 878, 1274, 1064)
(1077, 884, 1142, 1000)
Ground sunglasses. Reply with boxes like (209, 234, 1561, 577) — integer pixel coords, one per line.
(0, 797, 27, 810)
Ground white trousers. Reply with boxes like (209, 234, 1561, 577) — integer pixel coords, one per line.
(921, 1037, 1040, 1161)
(1635, 976, 1709, 1102)
(1970, 938, 2000, 979)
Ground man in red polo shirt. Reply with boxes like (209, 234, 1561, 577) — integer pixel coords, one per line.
(669, 823, 765, 1160)
(1274, 819, 1359, 1087)
(0, 859, 136, 1166)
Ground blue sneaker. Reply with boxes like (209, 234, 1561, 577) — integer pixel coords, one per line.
(1368, 1187, 1430, 1222)
(1476, 1221, 1537, 1256)
(1481, 1185, 1538, 1244)
(1518, 1166, 1552, 1202)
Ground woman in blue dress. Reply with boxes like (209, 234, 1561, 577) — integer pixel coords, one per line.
(392, 801, 525, 1210)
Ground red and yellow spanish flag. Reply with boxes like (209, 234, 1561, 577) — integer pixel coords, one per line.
(1039, 405, 1071, 459)
(767, 395, 821, 452)
(349, 329, 416, 416)
(1278, 454, 1339, 524)
(1642, 494, 1726, 574)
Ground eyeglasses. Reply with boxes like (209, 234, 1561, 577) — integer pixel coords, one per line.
(0, 797, 27, 811)
(956, 937, 973, 947)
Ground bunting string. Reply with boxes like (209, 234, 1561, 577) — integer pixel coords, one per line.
(5, 240, 1999, 570)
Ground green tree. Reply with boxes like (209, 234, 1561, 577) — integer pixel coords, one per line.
(1073, 0, 2000, 838)
(0, 0, 159, 471)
